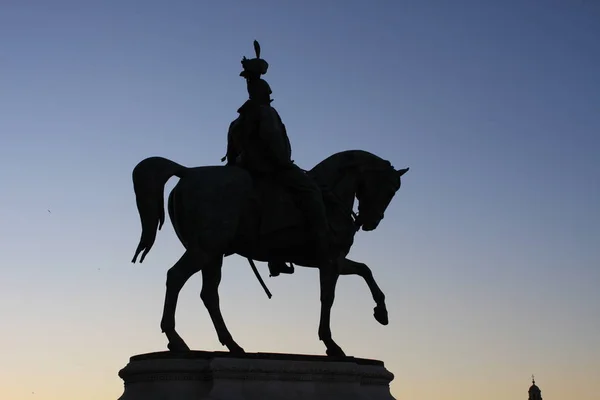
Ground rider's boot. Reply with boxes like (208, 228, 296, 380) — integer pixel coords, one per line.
(268, 229, 332, 277)
(268, 260, 295, 277)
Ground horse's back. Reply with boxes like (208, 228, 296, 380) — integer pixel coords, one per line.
(180, 165, 252, 191)
(168, 165, 253, 251)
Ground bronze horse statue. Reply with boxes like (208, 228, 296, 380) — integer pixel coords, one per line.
(131, 149, 409, 357)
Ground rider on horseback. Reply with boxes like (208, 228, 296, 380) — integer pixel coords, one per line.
(224, 41, 332, 275)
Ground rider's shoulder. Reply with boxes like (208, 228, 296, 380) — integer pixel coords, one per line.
(257, 104, 279, 117)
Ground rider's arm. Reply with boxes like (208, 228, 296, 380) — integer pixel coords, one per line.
(225, 120, 241, 165)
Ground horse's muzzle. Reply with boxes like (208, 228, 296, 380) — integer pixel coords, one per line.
(361, 219, 380, 231)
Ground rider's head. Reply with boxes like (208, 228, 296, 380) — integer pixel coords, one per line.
(247, 78, 273, 105)
(239, 41, 272, 105)
(240, 57, 269, 80)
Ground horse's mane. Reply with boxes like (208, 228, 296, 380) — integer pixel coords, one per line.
(308, 150, 392, 187)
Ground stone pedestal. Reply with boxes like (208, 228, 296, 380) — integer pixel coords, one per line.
(118, 351, 395, 400)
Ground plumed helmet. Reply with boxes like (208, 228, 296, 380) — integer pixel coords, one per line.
(240, 40, 269, 80)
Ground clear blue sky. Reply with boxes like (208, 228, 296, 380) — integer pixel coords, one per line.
(1, 1, 598, 399)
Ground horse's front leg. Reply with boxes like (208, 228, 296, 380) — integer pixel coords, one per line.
(338, 257, 388, 325)
(161, 250, 202, 351)
(200, 257, 245, 354)
(318, 264, 345, 357)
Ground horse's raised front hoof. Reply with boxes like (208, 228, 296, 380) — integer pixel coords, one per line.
(374, 304, 389, 326)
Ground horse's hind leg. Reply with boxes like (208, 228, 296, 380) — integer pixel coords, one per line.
(339, 257, 388, 325)
(200, 257, 245, 354)
(160, 250, 202, 351)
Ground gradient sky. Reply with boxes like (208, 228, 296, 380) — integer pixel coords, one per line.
(1, 1, 599, 399)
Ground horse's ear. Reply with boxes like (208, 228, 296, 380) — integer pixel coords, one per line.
(396, 167, 409, 177)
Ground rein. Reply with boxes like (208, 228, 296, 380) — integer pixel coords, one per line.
(322, 187, 361, 232)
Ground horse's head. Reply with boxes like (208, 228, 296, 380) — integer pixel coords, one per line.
(355, 163, 409, 231)
(310, 150, 409, 231)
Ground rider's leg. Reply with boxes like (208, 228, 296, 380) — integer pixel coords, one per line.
(275, 167, 332, 265)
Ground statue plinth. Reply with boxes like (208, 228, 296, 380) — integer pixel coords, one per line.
(118, 351, 395, 400)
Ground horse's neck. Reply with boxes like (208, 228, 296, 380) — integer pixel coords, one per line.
(326, 171, 359, 252)
(310, 149, 385, 215)
(330, 171, 357, 216)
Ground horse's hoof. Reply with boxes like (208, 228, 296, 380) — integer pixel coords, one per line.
(226, 342, 246, 354)
(326, 347, 347, 358)
(374, 304, 389, 325)
(168, 341, 191, 352)
(325, 342, 347, 358)
(165, 329, 191, 352)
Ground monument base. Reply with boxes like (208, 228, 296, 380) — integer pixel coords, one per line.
(118, 351, 395, 400)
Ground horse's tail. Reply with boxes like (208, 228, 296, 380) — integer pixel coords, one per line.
(131, 156, 188, 264)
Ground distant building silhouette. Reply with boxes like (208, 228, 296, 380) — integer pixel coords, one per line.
(528, 376, 542, 400)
